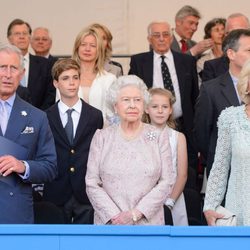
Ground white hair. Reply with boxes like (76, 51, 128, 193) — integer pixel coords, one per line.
(106, 75, 150, 113)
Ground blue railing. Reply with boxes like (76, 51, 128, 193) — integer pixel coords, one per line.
(1, 225, 250, 250)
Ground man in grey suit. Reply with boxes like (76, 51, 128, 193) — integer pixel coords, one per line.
(194, 29, 250, 176)
(171, 5, 213, 58)
(0, 44, 57, 223)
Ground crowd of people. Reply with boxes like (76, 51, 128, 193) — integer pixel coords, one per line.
(0, 4, 250, 226)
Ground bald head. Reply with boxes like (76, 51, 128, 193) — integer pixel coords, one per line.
(31, 27, 52, 57)
(225, 13, 250, 34)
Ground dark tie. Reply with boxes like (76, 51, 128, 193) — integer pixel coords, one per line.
(180, 39, 188, 53)
(65, 109, 74, 144)
(161, 56, 175, 96)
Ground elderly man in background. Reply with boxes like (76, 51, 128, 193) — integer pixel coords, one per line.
(7, 19, 55, 109)
(171, 5, 213, 58)
(31, 27, 57, 63)
(129, 21, 199, 172)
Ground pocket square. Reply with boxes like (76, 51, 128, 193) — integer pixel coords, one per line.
(21, 126, 34, 134)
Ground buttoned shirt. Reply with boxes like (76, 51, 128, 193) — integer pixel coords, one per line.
(58, 99, 82, 138)
(153, 50, 183, 118)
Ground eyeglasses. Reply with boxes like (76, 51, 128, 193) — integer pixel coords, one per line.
(0, 65, 21, 74)
(151, 32, 171, 39)
(11, 32, 30, 37)
(32, 37, 50, 42)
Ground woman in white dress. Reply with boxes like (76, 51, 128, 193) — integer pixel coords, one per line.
(145, 88, 188, 225)
(72, 26, 116, 124)
(86, 75, 174, 225)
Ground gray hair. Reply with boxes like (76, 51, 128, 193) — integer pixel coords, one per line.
(106, 75, 150, 113)
(0, 43, 24, 69)
(222, 29, 250, 54)
(147, 21, 172, 36)
(32, 27, 52, 40)
(237, 59, 250, 104)
(175, 5, 201, 21)
(225, 13, 250, 32)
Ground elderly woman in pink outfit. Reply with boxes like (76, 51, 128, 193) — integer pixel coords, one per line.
(86, 75, 174, 225)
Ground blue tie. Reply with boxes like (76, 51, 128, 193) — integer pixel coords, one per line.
(65, 109, 74, 144)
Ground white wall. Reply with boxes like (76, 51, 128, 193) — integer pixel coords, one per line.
(1, 0, 249, 72)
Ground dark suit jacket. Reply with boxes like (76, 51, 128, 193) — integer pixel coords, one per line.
(27, 54, 55, 110)
(194, 72, 240, 175)
(43, 99, 103, 206)
(129, 50, 199, 134)
(17, 85, 31, 103)
(202, 56, 229, 82)
(0, 95, 57, 223)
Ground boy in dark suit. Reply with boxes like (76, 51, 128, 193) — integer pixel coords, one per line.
(43, 58, 103, 223)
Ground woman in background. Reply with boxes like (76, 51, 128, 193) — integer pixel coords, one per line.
(197, 18, 226, 84)
(89, 23, 123, 77)
(72, 27, 116, 124)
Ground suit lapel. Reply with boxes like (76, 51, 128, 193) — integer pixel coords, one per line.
(143, 52, 154, 88)
(220, 72, 240, 106)
(172, 51, 185, 101)
(47, 103, 69, 145)
(5, 96, 29, 141)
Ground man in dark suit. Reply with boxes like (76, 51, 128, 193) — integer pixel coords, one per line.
(129, 21, 199, 171)
(202, 13, 250, 82)
(194, 29, 250, 176)
(43, 58, 103, 224)
(7, 19, 55, 110)
(171, 5, 213, 58)
(0, 44, 57, 223)
(31, 27, 58, 66)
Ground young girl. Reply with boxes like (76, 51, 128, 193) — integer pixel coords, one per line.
(145, 88, 188, 225)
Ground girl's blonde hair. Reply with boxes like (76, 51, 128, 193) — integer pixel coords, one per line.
(144, 88, 176, 129)
(72, 27, 105, 74)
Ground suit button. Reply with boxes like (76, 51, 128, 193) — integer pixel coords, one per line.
(70, 167, 75, 172)
(70, 149, 75, 154)
(10, 192, 14, 196)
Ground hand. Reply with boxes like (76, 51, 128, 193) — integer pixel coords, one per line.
(204, 209, 224, 226)
(0, 155, 26, 177)
(190, 39, 214, 56)
(111, 211, 134, 225)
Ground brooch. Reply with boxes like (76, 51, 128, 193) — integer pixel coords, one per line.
(147, 131, 157, 141)
(21, 111, 27, 116)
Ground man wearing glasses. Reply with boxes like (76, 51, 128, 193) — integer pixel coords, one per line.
(129, 21, 199, 174)
(7, 19, 55, 110)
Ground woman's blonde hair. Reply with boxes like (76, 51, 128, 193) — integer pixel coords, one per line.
(72, 27, 105, 74)
(144, 88, 176, 129)
(237, 59, 250, 104)
(88, 23, 113, 61)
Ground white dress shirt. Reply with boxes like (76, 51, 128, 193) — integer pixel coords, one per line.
(153, 50, 183, 119)
(58, 99, 82, 138)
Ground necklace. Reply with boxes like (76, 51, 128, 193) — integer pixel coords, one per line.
(119, 123, 143, 141)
